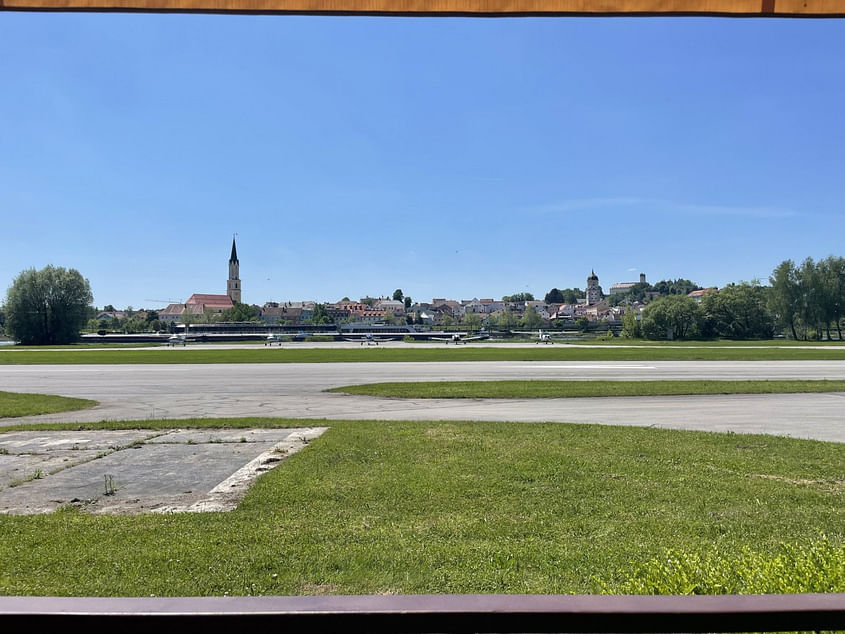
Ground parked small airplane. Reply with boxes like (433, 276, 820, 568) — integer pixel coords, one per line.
(433, 332, 490, 345)
(264, 333, 284, 346)
(343, 332, 390, 345)
(167, 334, 187, 347)
(535, 330, 554, 344)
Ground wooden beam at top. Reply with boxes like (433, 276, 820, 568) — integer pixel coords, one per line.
(2, 0, 844, 16)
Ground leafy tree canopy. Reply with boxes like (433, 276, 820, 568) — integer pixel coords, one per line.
(651, 279, 701, 296)
(519, 306, 543, 329)
(310, 303, 333, 325)
(641, 294, 701, 340)
(4, 265, 93, 345)
(392, 289, 404, 302)
(700, 282, 773, 340)
(544, 288, 564, 304)
(222, 302, 259, 322)
(502, 292, 535, 302)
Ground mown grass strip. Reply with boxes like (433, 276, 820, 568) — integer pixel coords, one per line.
(0, 391, 98, 418)
(3, 346, 845, 364)
(328, 379, 845, 399)
(0, 418, 842, 596)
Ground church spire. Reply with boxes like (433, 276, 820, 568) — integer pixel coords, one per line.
(230, 236, 238, 263)
(227, 235, 241, 303)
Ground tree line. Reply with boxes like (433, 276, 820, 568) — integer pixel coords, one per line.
(626, 256, 845, 341)
(3, 256, 844, 344)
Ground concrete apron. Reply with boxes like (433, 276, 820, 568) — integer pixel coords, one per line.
(0, 427, 327, 515)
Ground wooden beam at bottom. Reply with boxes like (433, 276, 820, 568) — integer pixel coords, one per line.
(1, 593, 844, 633)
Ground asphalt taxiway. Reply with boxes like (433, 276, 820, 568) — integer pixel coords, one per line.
(2, 360, 844, 442)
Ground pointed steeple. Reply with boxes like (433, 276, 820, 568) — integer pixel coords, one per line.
(230, 237, 238, 263)
(227, 236, 241, 303)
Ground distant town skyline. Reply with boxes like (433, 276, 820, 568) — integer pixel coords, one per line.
(2, 14, 843, 309)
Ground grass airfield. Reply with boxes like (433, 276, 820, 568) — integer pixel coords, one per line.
(0, 339, 843, 596)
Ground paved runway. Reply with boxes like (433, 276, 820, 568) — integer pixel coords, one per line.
(2, 361, 844, 442)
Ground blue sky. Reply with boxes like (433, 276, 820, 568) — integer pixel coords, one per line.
(1, 13, 843, 309)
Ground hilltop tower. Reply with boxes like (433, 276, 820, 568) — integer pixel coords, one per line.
(586, 270, 601, 305)
(227, 237, 241, 303)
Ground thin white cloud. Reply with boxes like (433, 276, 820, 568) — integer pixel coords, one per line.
(531, 197, 798, 219)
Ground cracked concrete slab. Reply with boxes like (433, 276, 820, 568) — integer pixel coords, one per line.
(0, 427, 326, 515)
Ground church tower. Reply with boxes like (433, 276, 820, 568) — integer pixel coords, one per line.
(227, 237, 241, 303)
(586, 270, 601, 305)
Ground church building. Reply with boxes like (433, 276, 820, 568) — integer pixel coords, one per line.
(158, 237, 241, 322)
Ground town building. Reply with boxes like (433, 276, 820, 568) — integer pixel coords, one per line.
(586, 270, 602, 305)
(609, 273, 648, 296)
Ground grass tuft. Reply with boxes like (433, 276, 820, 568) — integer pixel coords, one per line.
(328, 379, 845, 399)
(0, 391, 98, 418)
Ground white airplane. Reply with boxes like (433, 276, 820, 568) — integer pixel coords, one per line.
(535, 329, 554, 344)
(264, 333, 284, 346)
(167, 334, 187, 347)
(343, 332, 382, 346)
(434, 332, 490, 345)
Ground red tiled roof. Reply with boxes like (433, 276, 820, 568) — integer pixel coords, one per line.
(186, 294, 233, 308)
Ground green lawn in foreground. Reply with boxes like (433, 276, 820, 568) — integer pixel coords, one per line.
(3, 345, 845, 364)
(0, 391, 98, 418)
(0, 418, 842, 596)
(328, 379, 845, 399)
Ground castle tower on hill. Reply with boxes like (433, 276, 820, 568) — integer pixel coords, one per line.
(227, 237, 241, 303)
(586, 269, 601, 305)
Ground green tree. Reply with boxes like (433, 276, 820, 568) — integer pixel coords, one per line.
(3, 265, 93, 345)
(519, 306, 543, 329)
(496, 307, 517, 329)
(620, 309, 641, 339)
(404, 296, 412, 310)
(502, 292, 535, 302)
(651, 279, 701, 296)
(145, 310, 159, 323)
(768, 259, 802, 339)
(817, 255, 845, 339)
(122, 318, 147, 333)
(382, 310, 397, 325)
(462, 312, 482, 330)
(700, 282, 774, 339)
(222, 302, 259, 322)
(392, 289, 404, 302)
(310, 303, 333, 325)
(641, 295, 702, 340)
(544, 288, 565, 304)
